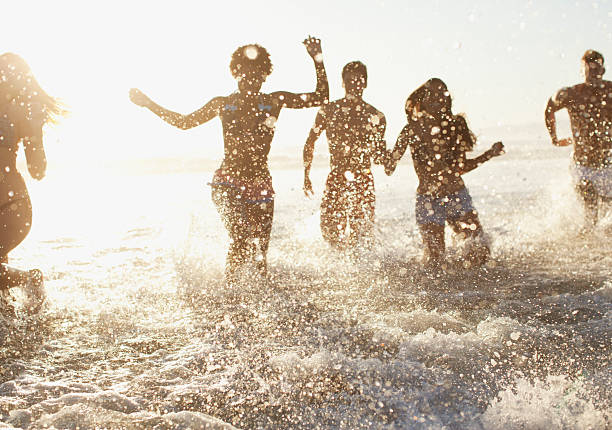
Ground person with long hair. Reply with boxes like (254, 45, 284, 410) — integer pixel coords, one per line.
(385, 78, 504, 268)
(0, 53, 63, 313)
(303, 61, 388, 249)
(130, 37, 328, 283)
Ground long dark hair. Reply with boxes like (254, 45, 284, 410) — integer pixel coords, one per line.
(0, 53, 65, 125)
(406, 78, 475, 151)
(405, 78, 451, 120)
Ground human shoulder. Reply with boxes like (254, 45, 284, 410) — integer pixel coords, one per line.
(399, 121, 421, 142)
(363, 103, 385, 127)
(552, 84, 581, 105)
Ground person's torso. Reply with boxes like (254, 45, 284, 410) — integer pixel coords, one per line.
(324, 98, 384, 173)
(408, 115, 468, 196)
(564, 82, 612, 167)
(218, 92, 281, 180)
(0, 103, 26, 171)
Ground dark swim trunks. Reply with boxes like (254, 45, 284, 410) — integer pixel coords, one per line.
(415, 187, 476, 226)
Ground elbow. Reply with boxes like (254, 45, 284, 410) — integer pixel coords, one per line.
(177, 121, 194, 131)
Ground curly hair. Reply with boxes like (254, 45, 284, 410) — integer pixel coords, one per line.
(229, 44, 273, 80)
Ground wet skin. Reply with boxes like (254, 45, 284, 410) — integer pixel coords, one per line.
(130, 37, 329, 279)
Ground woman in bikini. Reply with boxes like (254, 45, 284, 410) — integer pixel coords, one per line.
(130, 37, 328, 282)
(1, 53, 63, 314)
(385, 78, 504, 268)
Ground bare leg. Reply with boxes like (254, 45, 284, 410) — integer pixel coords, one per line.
(249, 199, 274, 278)
(0, 264, 45, 314)
(320, 177, 348, 249)
(577, 180, 599, 228)
(212, 186, 250, 282)
(448, 211, 490, 267)
(347, 176, 375, 248)
(418, 223, 445, 267)
(0, 199, 43, 313)
(212, 185, 275, 283)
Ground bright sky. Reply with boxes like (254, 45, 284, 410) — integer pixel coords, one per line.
(1, 0, 610, 165)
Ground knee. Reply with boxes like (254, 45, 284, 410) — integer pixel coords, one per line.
(577, 180, 597, 204)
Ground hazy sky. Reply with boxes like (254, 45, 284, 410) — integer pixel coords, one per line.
(1, 0, 610, 163)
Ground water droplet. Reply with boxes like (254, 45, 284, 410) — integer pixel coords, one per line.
(244, 46, 258, 60)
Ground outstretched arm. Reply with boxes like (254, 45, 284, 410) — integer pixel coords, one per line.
(458, 141, 505, 174)
(545, 89, 572, 147)
(130, 88, 224, 130)
(303, 109, 326, 196)
(272, 36, 329, 109)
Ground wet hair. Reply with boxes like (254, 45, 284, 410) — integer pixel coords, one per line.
(582, 49, 604, 65)
(341, 61, 367, 86)
(406, 78, 475, 151)
(0, 53, 65, 124)
(229, 44, 273, 80)
(405, 78, 450, 118)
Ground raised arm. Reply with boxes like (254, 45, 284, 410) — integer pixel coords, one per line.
(303, 108, 327, 196)
(272, 36, 329, 109)
(458, 141, 505, 174)
(129, 88, 224, 130)
(545, 88, 572, 146)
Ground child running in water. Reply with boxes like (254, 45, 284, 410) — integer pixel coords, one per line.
(385, 78, 504, 268)
(130, 37, 328, 283)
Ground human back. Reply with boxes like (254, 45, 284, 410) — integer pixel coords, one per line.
(323, 97, 386, 174)
(407, 113, 474, 197)
(555, 80, 612, 167)
(218, 91, 280, 181)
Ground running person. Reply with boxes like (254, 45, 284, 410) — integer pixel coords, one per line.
(385, 78, 504, 268)
(0, 53, 63, 314)
(303, 61, 387, 249)
(545, 50, 612, 227)
(130, 37, 328, 282)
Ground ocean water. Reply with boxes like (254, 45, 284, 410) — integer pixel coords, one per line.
(0, 136, 610, 429)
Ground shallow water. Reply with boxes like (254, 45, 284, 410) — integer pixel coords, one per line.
(0, 140, 610, 429)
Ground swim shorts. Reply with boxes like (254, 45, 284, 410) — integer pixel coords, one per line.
(570, 163, 612, 199)
(415, 187, 476, 226)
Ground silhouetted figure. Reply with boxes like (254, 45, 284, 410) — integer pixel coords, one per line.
(130, 37, 328, 282)
(545, 50, 612, 227)
(303, 61, 387, 249)
(386, 78, 504, 268)
(0, 54, 62, 314)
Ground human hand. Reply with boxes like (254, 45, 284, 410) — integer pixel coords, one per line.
(303, 36, 322, 61)
(129, 88, 150, 107)
(384, 163, 393, 176)
(304, 175, 314, 198)
(489, 141, 505, 156)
